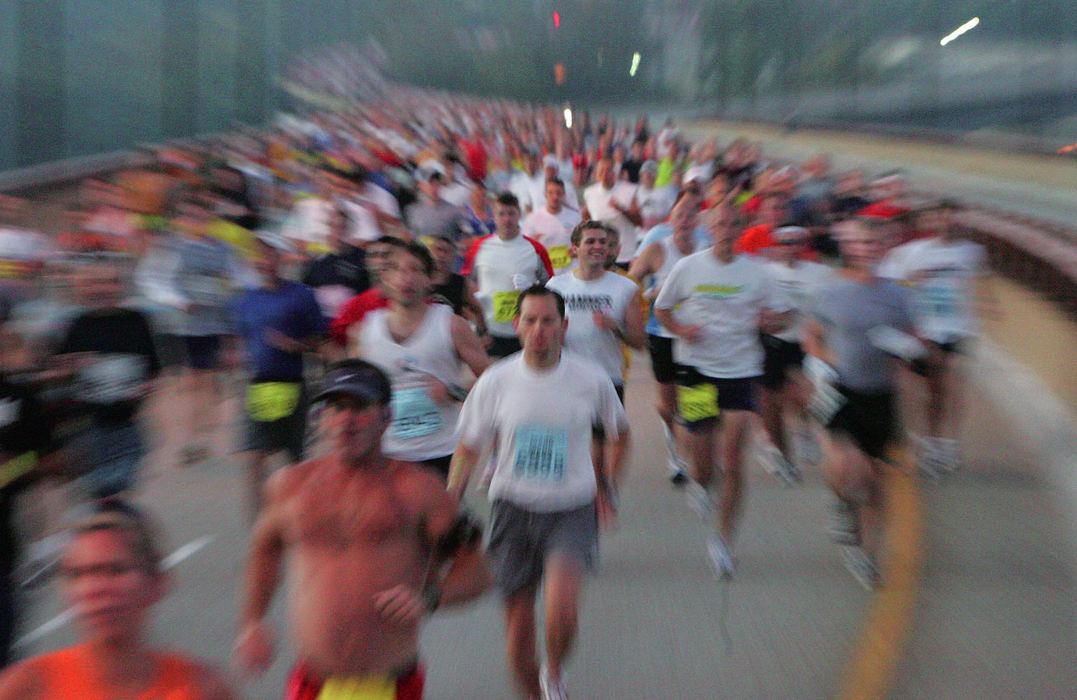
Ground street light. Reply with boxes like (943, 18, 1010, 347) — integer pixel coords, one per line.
(629, 52, 641, 77)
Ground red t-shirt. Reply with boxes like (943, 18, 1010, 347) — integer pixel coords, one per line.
(735, 224, 775, 255)
(858, 198, 909, 219)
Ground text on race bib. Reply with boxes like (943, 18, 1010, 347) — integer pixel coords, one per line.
(246, 382, 302, 422)
(677, 383, 720, 422)
(919, 278, 959, 318)
(548, 246, 572, 270)
(492, 290, 521, 323)
(513, 425, 568, 482)
(389, 387, 443, 440)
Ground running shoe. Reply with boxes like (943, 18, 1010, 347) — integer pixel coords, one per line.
(759, 443, 801, 486)
(668, 459, 689, 486)
(914, 435, 946, 479)
(937, 438, 962, 472)
(828, 499, 860, 546)
(706, 534, 735, 580)
(685, 480, 715, 521)
(794, 426, 822, 466)
(842, 547, 880, 591)
(539, 664, 569, 700)
(662, 423, 690, 485)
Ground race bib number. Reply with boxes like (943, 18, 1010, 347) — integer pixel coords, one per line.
(80, 354, 147, 403)
(548, 245, 571, 270)
(492, 290, 521, 323)
(246, 382, 302, 422)
(317, 674, 397, 700)
(513, 425, 568, 482)
(920, 278, 959, 319)
(390, 387, 443, 440)
(677, 383, 719, 422)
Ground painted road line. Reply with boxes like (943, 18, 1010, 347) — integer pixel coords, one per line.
(14, 535, 216, 649)
(835, 451, 925, 700)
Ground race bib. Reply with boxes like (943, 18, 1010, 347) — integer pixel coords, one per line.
(492, 290, 521, 323)
(390, 387, 443, 440)
(677, 383, 719, 422)
(317, 674, 397, 700)
(513, 425, 568, 482)
(246, 382, 302, 422)
(80, 354, 147, 403)
(920, 278, 959, 319)
(0, 452, 36, 489)
(548, 245, 571, 270)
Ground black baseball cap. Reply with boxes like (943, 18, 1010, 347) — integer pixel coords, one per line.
(312, 360, 392, 406)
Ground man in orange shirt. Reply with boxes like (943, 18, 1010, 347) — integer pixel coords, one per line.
(0, 500, 233, 698)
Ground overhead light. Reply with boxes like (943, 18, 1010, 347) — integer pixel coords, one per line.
(941, 17, 979, 46)
(629, 52, 641, 77)
(563, 108, 572, 129)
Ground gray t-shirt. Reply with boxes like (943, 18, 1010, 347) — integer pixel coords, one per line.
(404, 199, 467, 242)
(814, 277, 914, 392)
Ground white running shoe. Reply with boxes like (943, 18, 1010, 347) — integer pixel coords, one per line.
(842, 547, 880, 591)
(794, 426, 822, 466)
(759, 443, 801, 486)
(707, 534, 735, 580)
(539, 664, 569, 700)
(937, 438, 962, 472)
(662, 423, 690, 485)
(685, 481, 715, 521)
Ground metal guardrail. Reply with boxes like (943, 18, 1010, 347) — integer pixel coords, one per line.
(0, 150, 155, 195)
(957, 210, 1077, 322)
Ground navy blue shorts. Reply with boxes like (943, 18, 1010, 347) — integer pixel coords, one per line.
(183, 335, 222, 370)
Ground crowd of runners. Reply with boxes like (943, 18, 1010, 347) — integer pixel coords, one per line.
(0, 69, 996, 698)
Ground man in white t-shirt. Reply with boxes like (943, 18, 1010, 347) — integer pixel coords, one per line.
(510, 150, 545, 214)
(462, 193, 554, 358)
(758, 226, 836, 480)
(522, 177, 582, 276)
(582, 158, 641, 266)
(654, 206, 792, 580)
(628, 195, 704, 483)
(635, 161, 677, 231)
(449, 286, 629, 700)
(547, 220, 645, 394)
(879, 199, 996, 472)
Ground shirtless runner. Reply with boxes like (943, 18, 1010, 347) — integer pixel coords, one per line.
(235, 359, 491, 699)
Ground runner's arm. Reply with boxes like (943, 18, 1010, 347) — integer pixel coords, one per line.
(802, 319, 836, 366)
(619, 289, 647, 350)
(447, 443, 482, 500)
(626, 242, 658, 285)
(450, 314, 491, 378)
(424, 487, 492, 609)
(461, 279, 488, 336)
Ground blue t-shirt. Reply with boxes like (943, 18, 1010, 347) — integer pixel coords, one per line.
(637, 223, 711, 252)
(233, 281, 326, 381)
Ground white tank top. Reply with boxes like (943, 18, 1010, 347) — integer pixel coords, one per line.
(647, 235, 692, 339)
(357, 304, 461, 461)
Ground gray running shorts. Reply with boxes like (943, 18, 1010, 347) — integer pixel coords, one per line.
(487, 499, 598, 596)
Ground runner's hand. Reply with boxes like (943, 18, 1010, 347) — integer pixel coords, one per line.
(234, 619, 275, 675)
(592, 311, 619, 332)
(425, 377, 451, 405)
(373, 585, 426, 625)
(678, 325, 703, 343)
(263, 328, 305, 354)
(596, 489, 618, 531)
